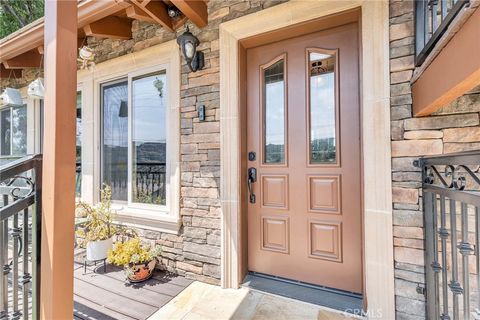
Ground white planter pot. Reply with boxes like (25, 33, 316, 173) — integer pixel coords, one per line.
(86, 237, 113, 261)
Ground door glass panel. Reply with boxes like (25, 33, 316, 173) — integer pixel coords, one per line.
(132, 72, 167, 205)
(263, 58, 285, 164)
(102, 81, 128, 201)
(309, 51, 337, 164)
(1, 109, 11, 156)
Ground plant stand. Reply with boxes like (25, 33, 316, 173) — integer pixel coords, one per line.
(84, 258, 107, 274)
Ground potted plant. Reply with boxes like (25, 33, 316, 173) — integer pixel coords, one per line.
(76, 185, 117, 261)
(108, 237, 161, 283)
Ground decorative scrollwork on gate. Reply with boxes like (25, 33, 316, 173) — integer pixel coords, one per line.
(422, 164, 480, 192)
(1, 175, 35, 199)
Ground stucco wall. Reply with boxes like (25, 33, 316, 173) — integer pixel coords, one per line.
(390, 1, 480, 319)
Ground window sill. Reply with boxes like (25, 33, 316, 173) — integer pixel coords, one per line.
(112, 205, 181, 234)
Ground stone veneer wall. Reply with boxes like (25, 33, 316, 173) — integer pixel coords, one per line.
(390, 1, 480, 319)
(85, 0, 286, 285)
(0, 0, 288, 285)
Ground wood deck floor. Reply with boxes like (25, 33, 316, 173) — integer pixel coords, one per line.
(73, 262, 193, 320)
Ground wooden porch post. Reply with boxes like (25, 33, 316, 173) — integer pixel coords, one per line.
(41, 0, 77, 319)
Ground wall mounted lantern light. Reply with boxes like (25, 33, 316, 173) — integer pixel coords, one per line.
(177, 26, 204, 72)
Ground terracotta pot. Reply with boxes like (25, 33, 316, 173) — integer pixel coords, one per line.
(86, 237, 113, 261)
(126, 259, 156, 283)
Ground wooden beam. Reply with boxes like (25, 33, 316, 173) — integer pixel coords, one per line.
(125, 5, 156, 23)
(131, 0, 173, 32)
(3, 50, 42, 69)
(172, 15, 188, 30)
(83, 16, 132, 40)
(413, 7, 480, 116)
(37, 45, 44, 55)
(138, 0, 152, 6)
(0, 64, 22, 79)
(41, 1, 77, 319)
(170, 0, 207, 28)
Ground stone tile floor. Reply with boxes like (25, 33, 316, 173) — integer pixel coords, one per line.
(148, 281, 362, 320)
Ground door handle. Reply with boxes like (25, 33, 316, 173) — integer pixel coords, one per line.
(247, 167, 257, 203)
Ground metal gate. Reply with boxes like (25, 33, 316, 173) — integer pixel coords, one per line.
(0, 155, 42, 319)
(416, 151, 480, 319)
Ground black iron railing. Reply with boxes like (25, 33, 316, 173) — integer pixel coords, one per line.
(415, 0, 469, 66)
(415, 151, 480, 319)
(0, 155, 42, 319)
(104, 162, 166, 204)
(134, 162, 166, 205)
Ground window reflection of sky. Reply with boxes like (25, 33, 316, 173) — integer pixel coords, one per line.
(103, 82, 128, 147)
(310, 72, 335, 142)
(133, 74, 166, 143)
(265, 81, 284, 146)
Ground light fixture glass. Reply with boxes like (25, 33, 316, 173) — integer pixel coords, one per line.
(184, 42, 195, 59)
(27, 77, 45, 99)
(177, 26, 204, 72)
(0, 88, 23, 106)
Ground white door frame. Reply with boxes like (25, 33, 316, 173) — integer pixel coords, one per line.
(219, 0, 393, 317)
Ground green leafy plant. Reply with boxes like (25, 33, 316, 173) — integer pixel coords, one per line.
(76, 185, 117, 246)
(0, 0, 44, 39)
(108, 237, 161, 267)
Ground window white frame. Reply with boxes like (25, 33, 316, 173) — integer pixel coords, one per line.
(77, 40, 181, 233)
(127, 67, 170, 213)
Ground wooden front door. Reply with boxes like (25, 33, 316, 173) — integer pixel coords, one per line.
(246, 23, 362, 293)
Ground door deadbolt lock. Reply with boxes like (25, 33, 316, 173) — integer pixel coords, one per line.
(248, 152, 256, 161)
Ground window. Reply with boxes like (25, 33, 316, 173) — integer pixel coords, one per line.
(262, 56, 286, 165)
(76, 92, 82, 196)
(102, 80, 129, 201)
(132, 72, 167, 205)
(101, 70, 168, 208)
(0, 105, 27, 157)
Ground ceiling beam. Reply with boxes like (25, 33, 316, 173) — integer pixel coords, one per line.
(37, 45, 44, 54)
(3, 50, 42, 69)
(83, 16, 132, 40)
(0, 64, 22, 78)
(172, 15, 188, 30)
(131, 0, 173, 32)
(125, 5, 156, 23)
(170, 0, 207, 28)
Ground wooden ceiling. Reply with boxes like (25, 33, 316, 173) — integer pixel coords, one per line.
(0, 0, 207, 78)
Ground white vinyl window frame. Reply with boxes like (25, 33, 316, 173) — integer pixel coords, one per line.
(127, 68, 170, 212)
(77, 40, 181, 233)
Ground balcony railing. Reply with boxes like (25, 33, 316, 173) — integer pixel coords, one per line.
(415, 0, 469, 66)
(0, 155, 42, 319)
(415, 151, 480, 319)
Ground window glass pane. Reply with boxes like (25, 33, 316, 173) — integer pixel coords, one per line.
(11, 105, 27, 155)
(309, 51, 336, 164)
(102, 81, 128, 201)
(76, 92, 82, 196)
(132, 72, 167, 205)
(1, 109, 11, 156)
(263, 59, 285, 164)
(39, 100, 44, 152)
